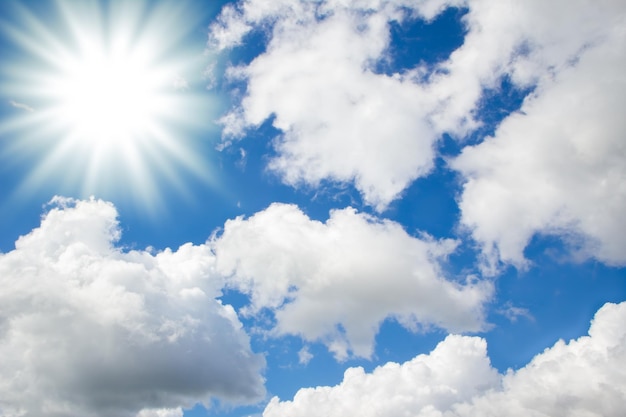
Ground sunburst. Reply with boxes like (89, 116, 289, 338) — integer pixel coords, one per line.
(0, 0, 217, 210)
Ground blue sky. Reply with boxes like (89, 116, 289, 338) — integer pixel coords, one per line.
(0, 1, 625, 416)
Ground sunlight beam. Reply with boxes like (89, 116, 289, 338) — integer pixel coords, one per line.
(0, 0, 218, 210)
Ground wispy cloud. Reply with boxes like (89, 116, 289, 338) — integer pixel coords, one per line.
(9, 100, 34, 112)
(173, 75, 189, 90)
(497, 302, 534, 323)
(298, 346, 313, 365)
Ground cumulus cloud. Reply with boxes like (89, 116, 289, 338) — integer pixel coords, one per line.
(208, 0, 458, 210)
(210, 0, 626, 276)
(0, 197, 265, 417)
(209, 0, 624, 212)
(265, 334, 500, 417)
(263, 301, 626, 417)
(452, 15, 626, 271)
(213, 203, 493, 360)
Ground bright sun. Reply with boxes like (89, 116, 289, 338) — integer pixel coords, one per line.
(1, 0, 214, 207)
(54, 46, 164, 148)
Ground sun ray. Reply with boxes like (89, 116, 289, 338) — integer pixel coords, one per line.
(0, 0, 217, 210)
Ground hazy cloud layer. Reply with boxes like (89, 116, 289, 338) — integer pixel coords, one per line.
(214, 203, 492, 359)
(263, 301, 626, 417)
(0, 197, 265, 417)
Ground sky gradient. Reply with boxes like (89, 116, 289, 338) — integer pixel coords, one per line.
(0, 1, 625, 416)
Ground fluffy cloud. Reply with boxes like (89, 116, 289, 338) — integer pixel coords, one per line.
(453, 301, 626, 417)
(426, 0, 622, 127)
(209, 0, 460, 211)
(266, 334, 499, 417)
(213, 203, 492, 360)
(263, 301, 626, 417)
(0, 197, 265, 417)
(452, 14, 626, 271)
(209, 0, 623, 212)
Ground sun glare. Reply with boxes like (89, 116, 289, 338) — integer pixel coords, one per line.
(54, 47, 164, 148)
(1, 0, 215, 208)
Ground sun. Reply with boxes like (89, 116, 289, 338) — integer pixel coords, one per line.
(0, 0, 216, 208)
(53, 43, 165, 149)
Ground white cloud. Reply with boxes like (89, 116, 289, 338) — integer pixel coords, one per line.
(0, 197, 265, 417)
(209, 0, 625, 234)
(264, 334, 500, 417)
(452, 18, 626, 271)
(9, 99, 34, 112)
(454, 302, 626, 417)
(213, 203, 493, 360)
(208, 0, 461, 211)
(434, 0, 626, 270)
(263, 301, 626, 417)
(136, 408, 183, 417)
(496, 302, 533, 323)
(298, 347, 313, 365)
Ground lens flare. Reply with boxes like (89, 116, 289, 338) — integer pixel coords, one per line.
(0, 0, 217, 210)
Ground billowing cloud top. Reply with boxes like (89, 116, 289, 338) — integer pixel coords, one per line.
(0, 197, 265, 417)
(0, 197, 495, 415)
(263, 301, 626, 417)
(214, 203, 492, 359)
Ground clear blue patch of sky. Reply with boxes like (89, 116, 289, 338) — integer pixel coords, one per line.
(486, 253, 626, 371)
(375, 6, 468, 75)
(466, 75, 535, 146)
(385, 156, 461, 239)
